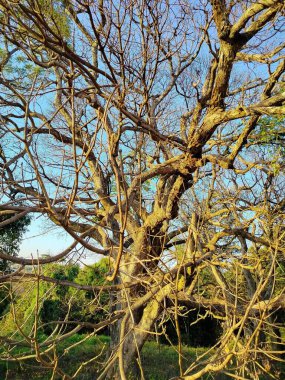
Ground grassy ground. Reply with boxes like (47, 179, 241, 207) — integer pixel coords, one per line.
(0, 334, 284, 379)
(0, 334, 208, 380)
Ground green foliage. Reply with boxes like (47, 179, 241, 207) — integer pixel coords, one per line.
(39, 263, 81, 333)
(75, 258, 111, 326)
(258, 116, 284, 142)
(257, 115, 285, 166)
(0, 281, 38, 335)
(43, 262, 80, 297)
(39, 259, 110, 333)
(0, 214, 31, 271)
(37, 0, 70, 39)
(0, 259, 111, 337)
(40, 299, 63, 334)
(76, 258, 109, 286)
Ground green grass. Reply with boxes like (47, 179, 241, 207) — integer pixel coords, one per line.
(0, 334, 208, 380)
(0, 334, 109, 380)
(1, 335, 284, 379)
(139, 341, 207, 380)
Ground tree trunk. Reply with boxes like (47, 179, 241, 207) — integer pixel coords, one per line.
(102, 279, 176, 379)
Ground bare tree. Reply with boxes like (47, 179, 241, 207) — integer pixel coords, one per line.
(0, 0, 284, 378)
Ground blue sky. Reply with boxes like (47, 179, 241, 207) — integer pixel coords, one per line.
(20, 217, 71, 257)
(20, 217, 102, 265)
